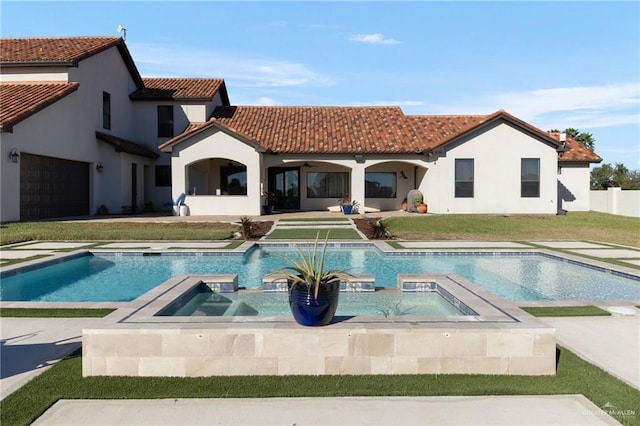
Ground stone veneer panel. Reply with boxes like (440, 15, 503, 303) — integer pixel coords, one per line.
(83, 326, 556, 377)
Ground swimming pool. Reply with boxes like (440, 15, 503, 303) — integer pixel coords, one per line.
(2, 245, 640, 302)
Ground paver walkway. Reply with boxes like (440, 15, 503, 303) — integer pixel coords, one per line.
(264, 217, 367, 239)
(32, 395, 619, 425)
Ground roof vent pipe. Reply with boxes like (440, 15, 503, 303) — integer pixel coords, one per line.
(559, 132, 567, 149)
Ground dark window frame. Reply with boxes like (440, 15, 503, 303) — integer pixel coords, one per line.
(157, 105, 174, 138)
(455, 159, 474, 198)
(155, 165, 171, 187)
(521, 158, 540, 198)
(102, 92, 111, 130)
(365, 172, 397, 198)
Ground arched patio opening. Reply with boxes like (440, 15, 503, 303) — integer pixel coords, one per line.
(364, 160, 428, 211)
(186, 158, 247, 196)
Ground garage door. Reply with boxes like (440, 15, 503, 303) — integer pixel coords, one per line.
(20, 153, 90, 220)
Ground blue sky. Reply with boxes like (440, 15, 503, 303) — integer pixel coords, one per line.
(2, 1, 639, 168)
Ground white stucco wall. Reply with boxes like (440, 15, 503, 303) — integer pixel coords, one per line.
(422, 122, 558, 214)
(558, 163, 591, 211)
(0, 46, 144, 221)
(0, 66, 68, 82)
(131, 97, 224, 212)
(170, 128, 262, 215)
(591, 187, 640, 217)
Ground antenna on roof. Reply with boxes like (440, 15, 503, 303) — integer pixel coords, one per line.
(117, 24, 127, 41)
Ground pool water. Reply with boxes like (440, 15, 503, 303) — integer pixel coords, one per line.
(160, 287, 468, 317)
(1, 246, 639, 302)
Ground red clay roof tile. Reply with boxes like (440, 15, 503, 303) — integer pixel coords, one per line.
(0, 82, 79, 132)
(159, 106, 599, 163)
(548, 132, 603, 163)
(130, 78, 229, 102)
(0, 36, 122, 65)
(209, 105, 423, 154)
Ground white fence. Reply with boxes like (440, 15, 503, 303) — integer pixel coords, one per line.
(590, 187, 640, 218)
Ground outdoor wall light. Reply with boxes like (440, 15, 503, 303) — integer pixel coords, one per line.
(354, 154, 365, 163)
(9, 148, 19, 163)
(96, 162, 104, 173)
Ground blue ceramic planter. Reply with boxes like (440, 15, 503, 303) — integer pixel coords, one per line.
(289, 281, 340, 326)
(341, 204, 352, 215)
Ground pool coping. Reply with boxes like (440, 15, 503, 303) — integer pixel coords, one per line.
(113, 273, 526, 326)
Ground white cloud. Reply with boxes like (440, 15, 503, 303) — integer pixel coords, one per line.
(255, 97, 280, 106)
(128, 42, 334, 88)
(432, 83, 640, 130)
(350, 33, 399, 45)
(352, 100, 425, 107)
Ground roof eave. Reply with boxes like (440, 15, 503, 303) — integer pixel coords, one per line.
(115, 41, 144, 89)
(160, 120, 266, 153)
(0, 61, 75, 67)
(0, 82, 80, 132)
(434, 110, 560, 152)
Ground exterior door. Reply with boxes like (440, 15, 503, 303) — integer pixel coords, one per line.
(268, 167, 300, 210)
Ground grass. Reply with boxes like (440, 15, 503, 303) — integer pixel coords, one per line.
(1, 346, 638, 425)
(1, 212, 637, 246)
(521, 305, 611, 317)
(265, 228, 362, 240)
(384, 212, 640, 247)
(278, 217, 350, 222)
(0, 222, 239, 246)
(0, 308, 116, 318)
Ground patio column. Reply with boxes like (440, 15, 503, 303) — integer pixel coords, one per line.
(351, 161, 366, 211)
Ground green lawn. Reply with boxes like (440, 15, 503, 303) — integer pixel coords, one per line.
(264, 228, 362, 239)
(0, 308, 115, 318)
(1, 346, 638, 425)
(2, 212, 638, 246)
(0, 222, 238, 246)
(521, 305, 611, 317)
(383, 212, 640, 247)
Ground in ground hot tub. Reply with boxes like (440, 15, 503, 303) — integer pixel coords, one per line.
(82, 273, 556, 377)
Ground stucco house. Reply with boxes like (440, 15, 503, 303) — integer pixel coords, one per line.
(0, 36, 601, 222)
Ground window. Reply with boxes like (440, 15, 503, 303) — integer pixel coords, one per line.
(521, 158, 540, 197)
(157, 105, 174, 137)
(102, 92, 111, 129)
(221, 165, 247, 195)
(307, 172, 349, 198)
(455, 159, 474, 198)
(365, 172, 396, 198)
(155, 165, 171, 187)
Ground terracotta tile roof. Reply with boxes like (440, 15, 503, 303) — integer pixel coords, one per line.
(208, 105, 424, 154)
(0, 82, 79, 132)
(160, 106, 601, 163)
(405, 114, 490, 150)
(95, 131, 159, 159)
(548, 132, 602, 163)
(130, 78, 230, 103)
(0, 36, 121, 65)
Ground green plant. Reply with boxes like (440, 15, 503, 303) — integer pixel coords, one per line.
(238, 216, 253, 239)
(371, 219, 392, 239)
(413, 194, 424, 207)
(272, 231, 355, 299)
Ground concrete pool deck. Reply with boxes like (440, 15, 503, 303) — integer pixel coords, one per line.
(1, 237, 639, 423)
(1, 314, 636, 424)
